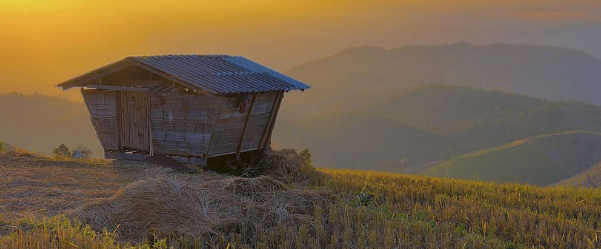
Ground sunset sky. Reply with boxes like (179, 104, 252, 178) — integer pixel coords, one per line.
(1, 0, 600, 99)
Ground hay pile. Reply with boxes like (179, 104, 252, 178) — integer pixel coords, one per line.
(259, 149, 319, 185)
(70, 175, 333, 243)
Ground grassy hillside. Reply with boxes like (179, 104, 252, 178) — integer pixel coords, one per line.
(275, 113, 455, 170)
(275, 85, 601, 171)
(0, 93, 102, 157)
(419, 131, 601, 185)
(1, 150, 601, 248)
(282, 42, 601, 118)
(557, 161, 601, 188)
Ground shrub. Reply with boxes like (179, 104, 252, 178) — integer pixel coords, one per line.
(53, 144, 71, 159)
(299, 149, 312, 165)
(72, 145, 93, 159)
(0, 143, 5, 153)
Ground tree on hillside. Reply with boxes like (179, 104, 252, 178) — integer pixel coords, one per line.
(53, 144, 71, 158)
(0, 143, 5, 153)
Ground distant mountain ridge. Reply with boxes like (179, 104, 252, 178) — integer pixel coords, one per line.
(282, 42, 601, 119)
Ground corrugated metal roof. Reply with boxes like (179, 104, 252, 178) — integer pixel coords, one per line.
(57, 55, 310, 95)
(127, 55, 310, 94)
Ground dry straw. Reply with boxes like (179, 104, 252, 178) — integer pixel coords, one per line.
(70, 152, 332, 244)
(258, 149, 322, 185)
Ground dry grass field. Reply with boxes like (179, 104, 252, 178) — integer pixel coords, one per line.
(0, 150, 224, 220)
(1, 149, 601, 248)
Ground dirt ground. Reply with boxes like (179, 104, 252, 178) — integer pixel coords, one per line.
(0, 151, 223, 220)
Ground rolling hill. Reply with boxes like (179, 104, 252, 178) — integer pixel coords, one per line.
(281, 42, 601, 119)
(557, 161, 601, 188)
(418, 131, 601, 186)
(274, 85, 601, 171)
(4, 85, 601, 177)
(0, 93, 102, 157)
(274, 112, 455, 171)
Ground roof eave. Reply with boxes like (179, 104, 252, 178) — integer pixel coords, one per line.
(56, 59, 131, 91)
(56, 55, 311, 95)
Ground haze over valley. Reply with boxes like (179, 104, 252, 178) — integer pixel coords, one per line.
(3, 1, 601, 248)
(2, 42, 601, 186)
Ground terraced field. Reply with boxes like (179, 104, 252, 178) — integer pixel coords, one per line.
(419, 131, 601, 185)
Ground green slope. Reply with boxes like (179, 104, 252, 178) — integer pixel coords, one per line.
(418, 131, 601, 185)
(557, 162, 601, 187)
(274, 85, 601, 171)
(275, 112, 455, 171)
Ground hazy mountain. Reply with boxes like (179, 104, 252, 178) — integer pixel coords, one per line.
(0, 93, 102, 157)
(2, 86, 601, 178)
(281, 42, 601, 119)
(273, 85, 601, 171)
(418, 131, 601, 186)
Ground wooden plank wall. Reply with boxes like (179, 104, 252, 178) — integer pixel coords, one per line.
(82, 90, 118, 150)
(83, 89, 282, 159)
(118, 92, 151, 151)
(208, 92, 280, 156)
(150, 92, 221, 156)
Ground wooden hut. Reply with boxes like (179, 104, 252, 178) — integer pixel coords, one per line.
(57, 55, 310, 166)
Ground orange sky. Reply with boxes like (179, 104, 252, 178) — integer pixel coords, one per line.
(1, 0, 600, 100)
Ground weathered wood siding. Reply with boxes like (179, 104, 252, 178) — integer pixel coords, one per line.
(208, 92, 281, 156)
(118, 92, 151, 151)
(82, 89, 119, 150)
(150, 92, 221, 156)
(83, 88, 282, 160)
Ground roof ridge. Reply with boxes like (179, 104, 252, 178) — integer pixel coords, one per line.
(207, 71, 277, 76)
(129, 54, 233, 58)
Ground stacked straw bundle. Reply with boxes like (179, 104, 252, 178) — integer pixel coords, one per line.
(259, 149, 319, 184)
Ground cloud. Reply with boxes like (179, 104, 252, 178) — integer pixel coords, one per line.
(508, 10, 601, 23)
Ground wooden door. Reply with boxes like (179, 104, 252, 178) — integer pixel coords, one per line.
(118, 91, 151, 151)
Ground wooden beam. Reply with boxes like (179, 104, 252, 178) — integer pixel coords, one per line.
(58, 59, 130, 90)
(205, 98, 226, 156)
(259, 92, 282, 148)
(260, 92, 284, 149)
(113, 79, 165, 87)
(128, 59, 215, 96)
(116, 91, 122, 151)
(148, 92, 154, 156)
(236, 94, 257, 160)
(208, 148, 266, 159)
(85, 85, 150, 92)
